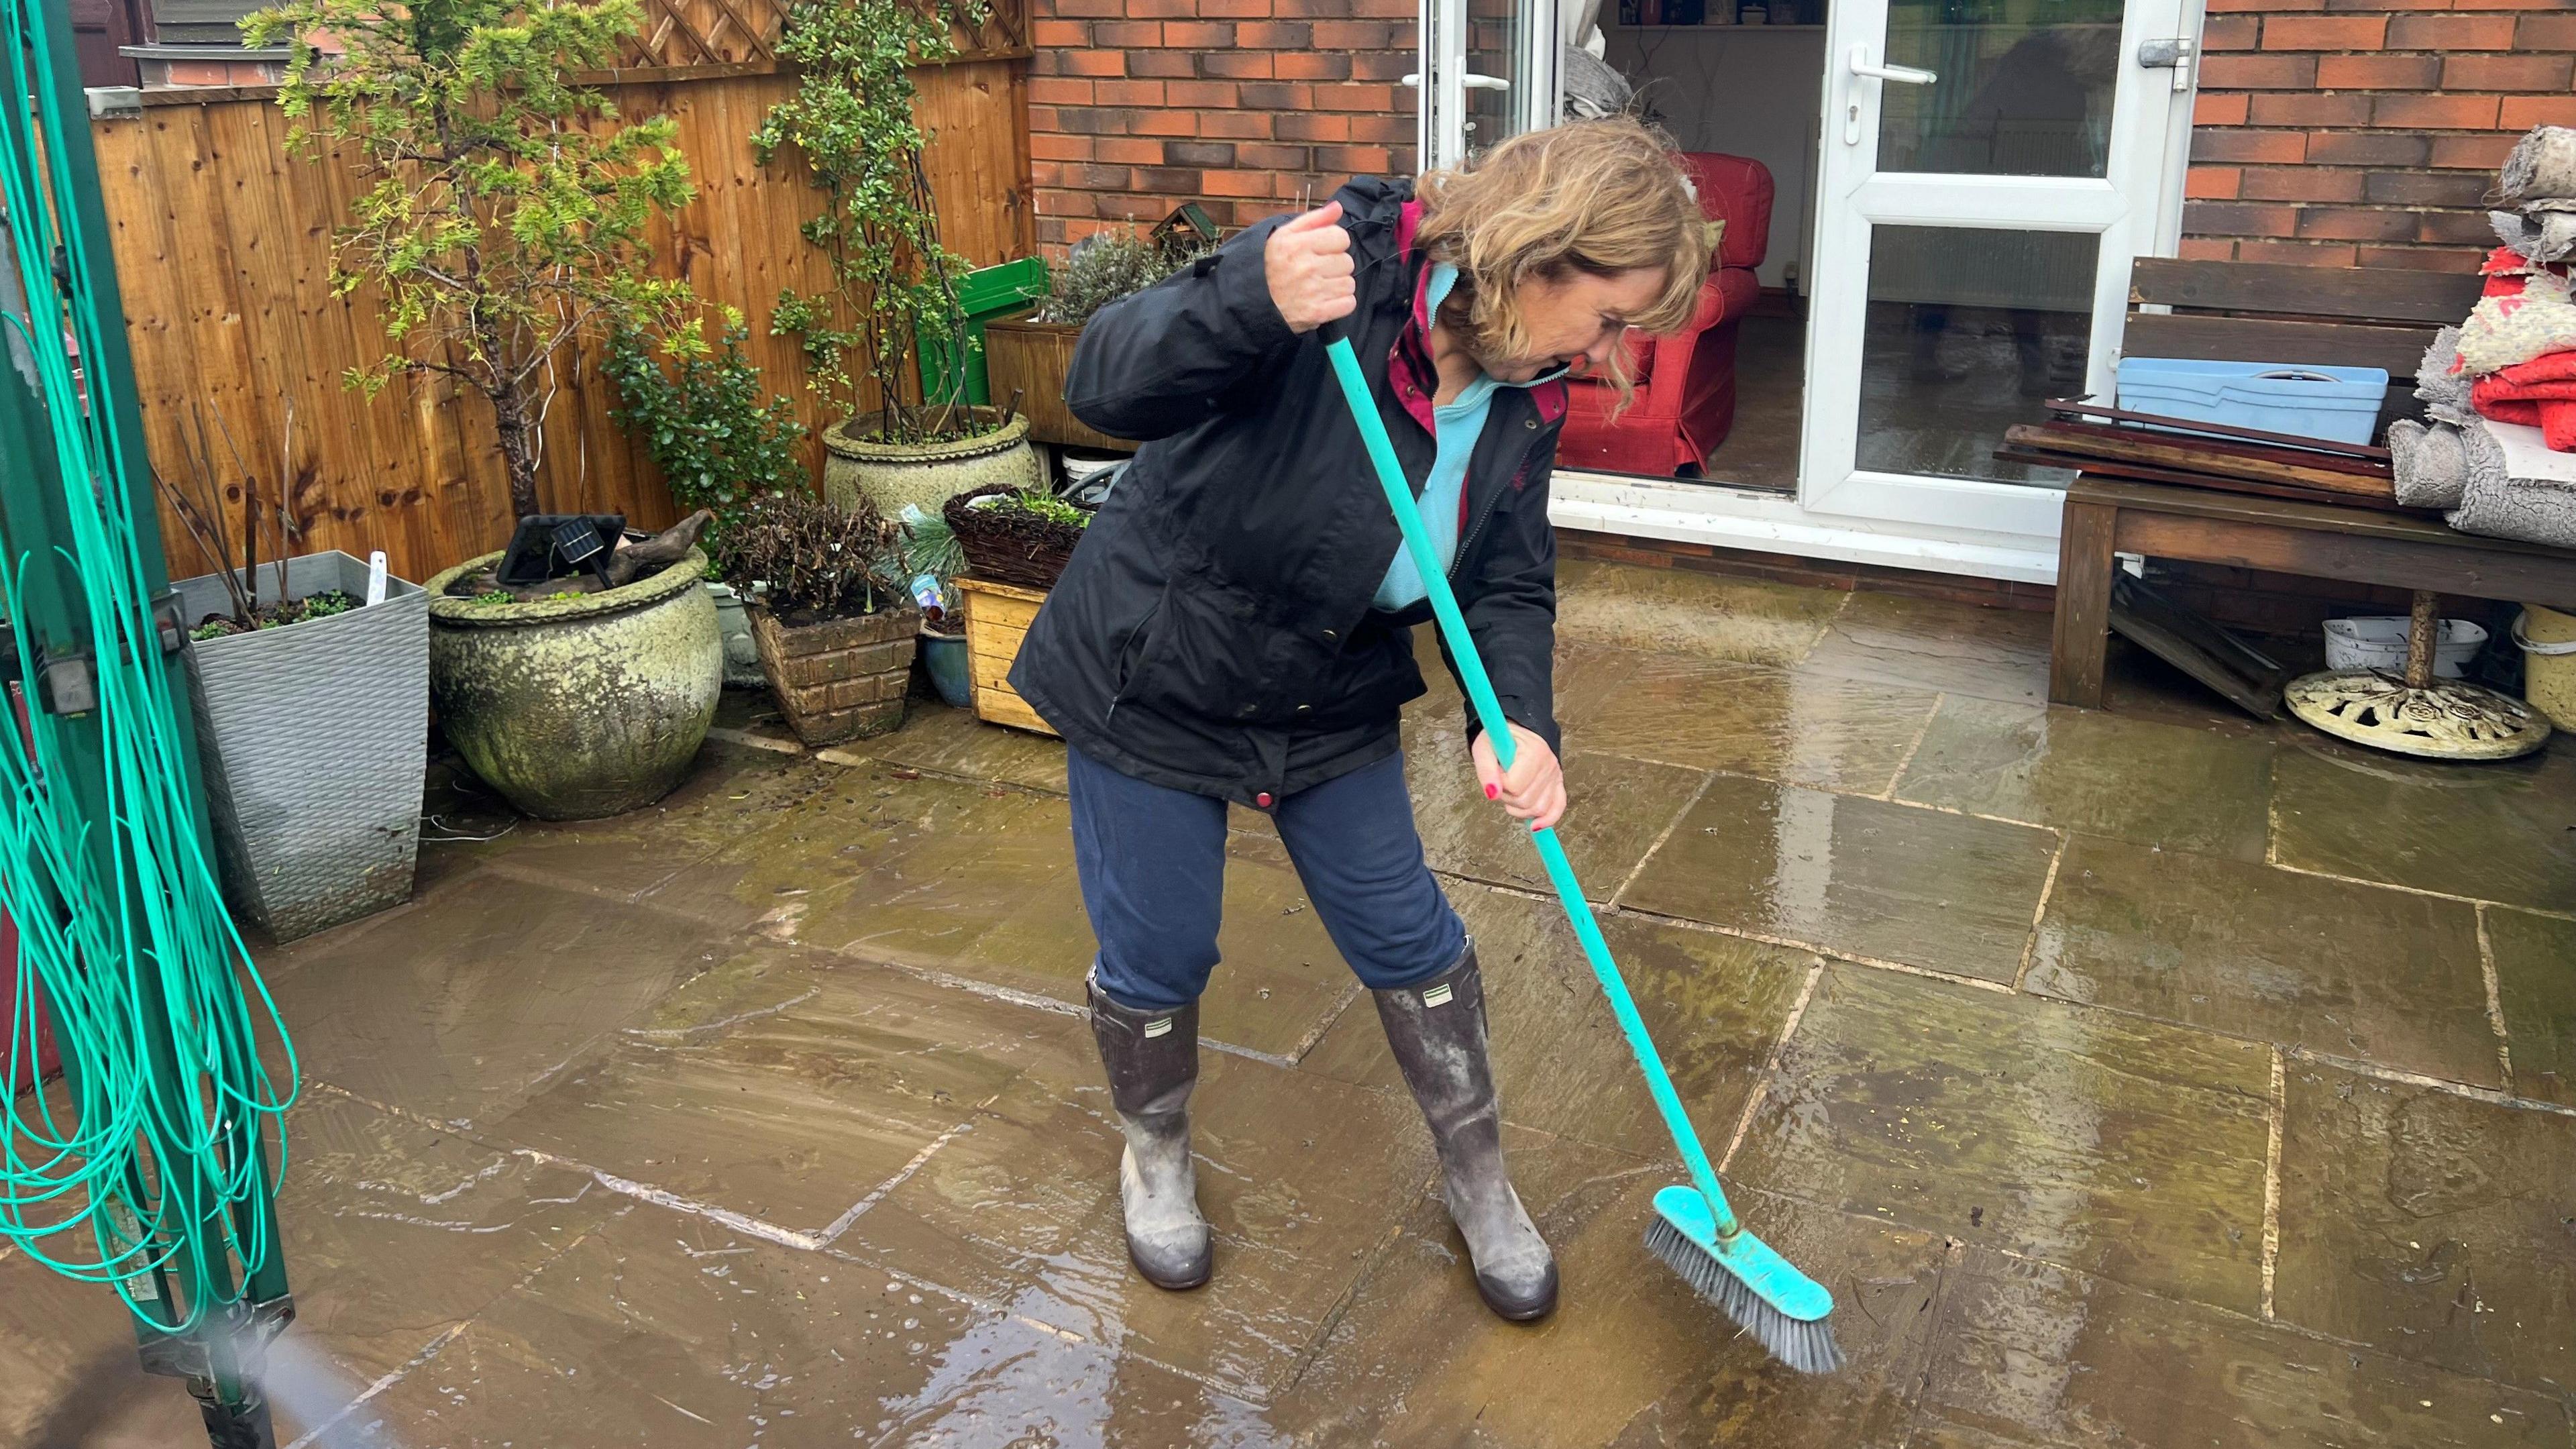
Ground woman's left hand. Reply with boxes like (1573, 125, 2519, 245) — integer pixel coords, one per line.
(1471, 723, 1567, 833)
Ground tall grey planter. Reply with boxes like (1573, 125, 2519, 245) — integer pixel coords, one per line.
(172, 551, 429, 941)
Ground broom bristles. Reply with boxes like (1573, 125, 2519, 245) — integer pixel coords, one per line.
(1644, 1214, 1844, 1375)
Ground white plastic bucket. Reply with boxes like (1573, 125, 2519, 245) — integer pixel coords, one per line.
(2322, 615, 2487, 678)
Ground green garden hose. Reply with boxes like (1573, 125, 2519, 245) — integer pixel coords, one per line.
(1, 0, 299, 1351)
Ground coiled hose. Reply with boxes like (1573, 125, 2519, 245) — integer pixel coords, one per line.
(1, 0, 299, 1336)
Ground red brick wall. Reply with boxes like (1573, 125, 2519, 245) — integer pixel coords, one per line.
(1027, 0, 1419, 250)
(2184, 1, 2576, 272)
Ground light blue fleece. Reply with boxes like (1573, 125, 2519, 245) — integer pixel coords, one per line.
(1371, 263, 1551, 612)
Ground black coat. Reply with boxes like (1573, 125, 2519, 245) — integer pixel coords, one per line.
(1010, 177, 1566, 808)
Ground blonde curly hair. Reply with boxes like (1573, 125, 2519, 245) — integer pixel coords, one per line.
(1413, 117, 1712, 398)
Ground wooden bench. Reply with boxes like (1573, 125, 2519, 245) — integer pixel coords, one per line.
(2048, 258, 2576, 708)
(2050, 479, 2576, 706)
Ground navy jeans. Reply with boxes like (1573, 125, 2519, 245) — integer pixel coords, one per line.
(1068, 746, 1467, 1012)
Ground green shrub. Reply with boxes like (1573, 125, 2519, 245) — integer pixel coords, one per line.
(604, 311, 807, 543)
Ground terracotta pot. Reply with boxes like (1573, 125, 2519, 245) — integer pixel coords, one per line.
(748, 602, 922, 745)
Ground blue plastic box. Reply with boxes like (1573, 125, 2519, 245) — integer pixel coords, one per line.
(2114, 358, 2390, 445)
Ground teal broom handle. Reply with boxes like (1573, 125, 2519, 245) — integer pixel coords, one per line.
(1317, 327, 1740, 1239)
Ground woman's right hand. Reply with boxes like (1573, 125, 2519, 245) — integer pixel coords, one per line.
(1266, 202, 1356, 334)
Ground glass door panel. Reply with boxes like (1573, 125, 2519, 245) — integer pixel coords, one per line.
(1856, 224, 2097, 485)
(1466, 0, 1524, 160)
(1417, 0, 1557, 170)
(1801, 0, 2192, 541)
(1878, 0, 2127, 178)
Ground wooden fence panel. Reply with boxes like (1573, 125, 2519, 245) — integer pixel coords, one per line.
(94, 59, 1032, 590)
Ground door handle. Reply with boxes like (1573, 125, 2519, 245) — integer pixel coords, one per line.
(1848, 46, 1936, 85)
(1400, 73, 1507, 89)
(1843, 46, 1935, 144)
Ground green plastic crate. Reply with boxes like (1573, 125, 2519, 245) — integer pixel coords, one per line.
(918, 256, 1051, 407)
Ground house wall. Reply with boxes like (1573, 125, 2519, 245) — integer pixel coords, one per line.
(1026, 0, 1419, 248)
(2182, 1, 2576, 272)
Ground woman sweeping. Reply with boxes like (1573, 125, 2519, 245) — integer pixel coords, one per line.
(1012, 117, 1712, 1321)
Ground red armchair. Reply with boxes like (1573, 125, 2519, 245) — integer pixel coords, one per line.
(1556, 152, 1776, 477)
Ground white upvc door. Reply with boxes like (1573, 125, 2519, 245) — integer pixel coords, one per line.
(1413, 0, 1560, 170)
(1794, 0, 2196, 545)
(1550, 0, 2202, 582)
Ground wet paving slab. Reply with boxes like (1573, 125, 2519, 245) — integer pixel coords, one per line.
(460, 744, 841, 907)
(829, 1039, 1436, 1401)
(22, 557, 2576, 1446)
(1554, 559, 1847, 667)
(1795, 591, 2054, 706)
(1570, 656, 1943, 796)
(2269, 738, 2576, 914)
(2273, 1060, 2576, 1397)
(1727, 966, 2271, 1315)
(0, 1089, 619, 1446)
(1891, 696, 2276, 861)
(1911, 1249, 2569, 1448)
(839, 700, 1076, 797)
(1621, 775, 2059, 983)
(483, 945, 1091, 1241)
(265, 869, 730, 1129)
(1299, 884, 1814, 1163)
(1275, 1135, 1950, 1449)
(2029, 836, 2500, 1087)
(1408, 628, 1650, 741)
(2485, 908, 2576, 1107)
(674, 767, 1077, 966)
(333, 1199, 1287, 1448)
(0, 1252, 229, 1449)
(1407, 735, 1709, 904)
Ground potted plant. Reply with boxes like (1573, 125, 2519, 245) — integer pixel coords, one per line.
(892, 499, 974, 710)
(943, 482, 1091, 592)
(985, 221, 1216, 453)
(754, 0, 1042, 519)
(940, 484, 1094, 735)
(724, 490, 921, 745)
(156, 405, 430, 940)
(604, 308, 808, 688)
(250, 0, 722, 822)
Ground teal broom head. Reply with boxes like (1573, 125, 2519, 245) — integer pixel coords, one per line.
(1644, 1185, 1843, 1374)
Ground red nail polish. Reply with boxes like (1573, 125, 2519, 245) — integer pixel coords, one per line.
(1485, 783, 1499, 800)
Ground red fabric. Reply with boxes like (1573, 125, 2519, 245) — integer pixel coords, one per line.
(1557, 152, 1774, 476)
(2472, 349, 2576, 449)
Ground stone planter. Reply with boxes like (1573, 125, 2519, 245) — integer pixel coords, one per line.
(706, 580, 764, 688)
(426, 548, 721, 821)
(747, 602, 922, 746)
(821, 407, 1043, 521)
(172, 550, 429, 941)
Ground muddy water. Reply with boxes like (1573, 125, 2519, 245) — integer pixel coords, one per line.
(6, 563, 2571, 1447)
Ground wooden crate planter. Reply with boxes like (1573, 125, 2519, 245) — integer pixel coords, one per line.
(747, 604, 920, 746)
(983, 315, 1136, 455)
(957, 576, 1057, 736)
